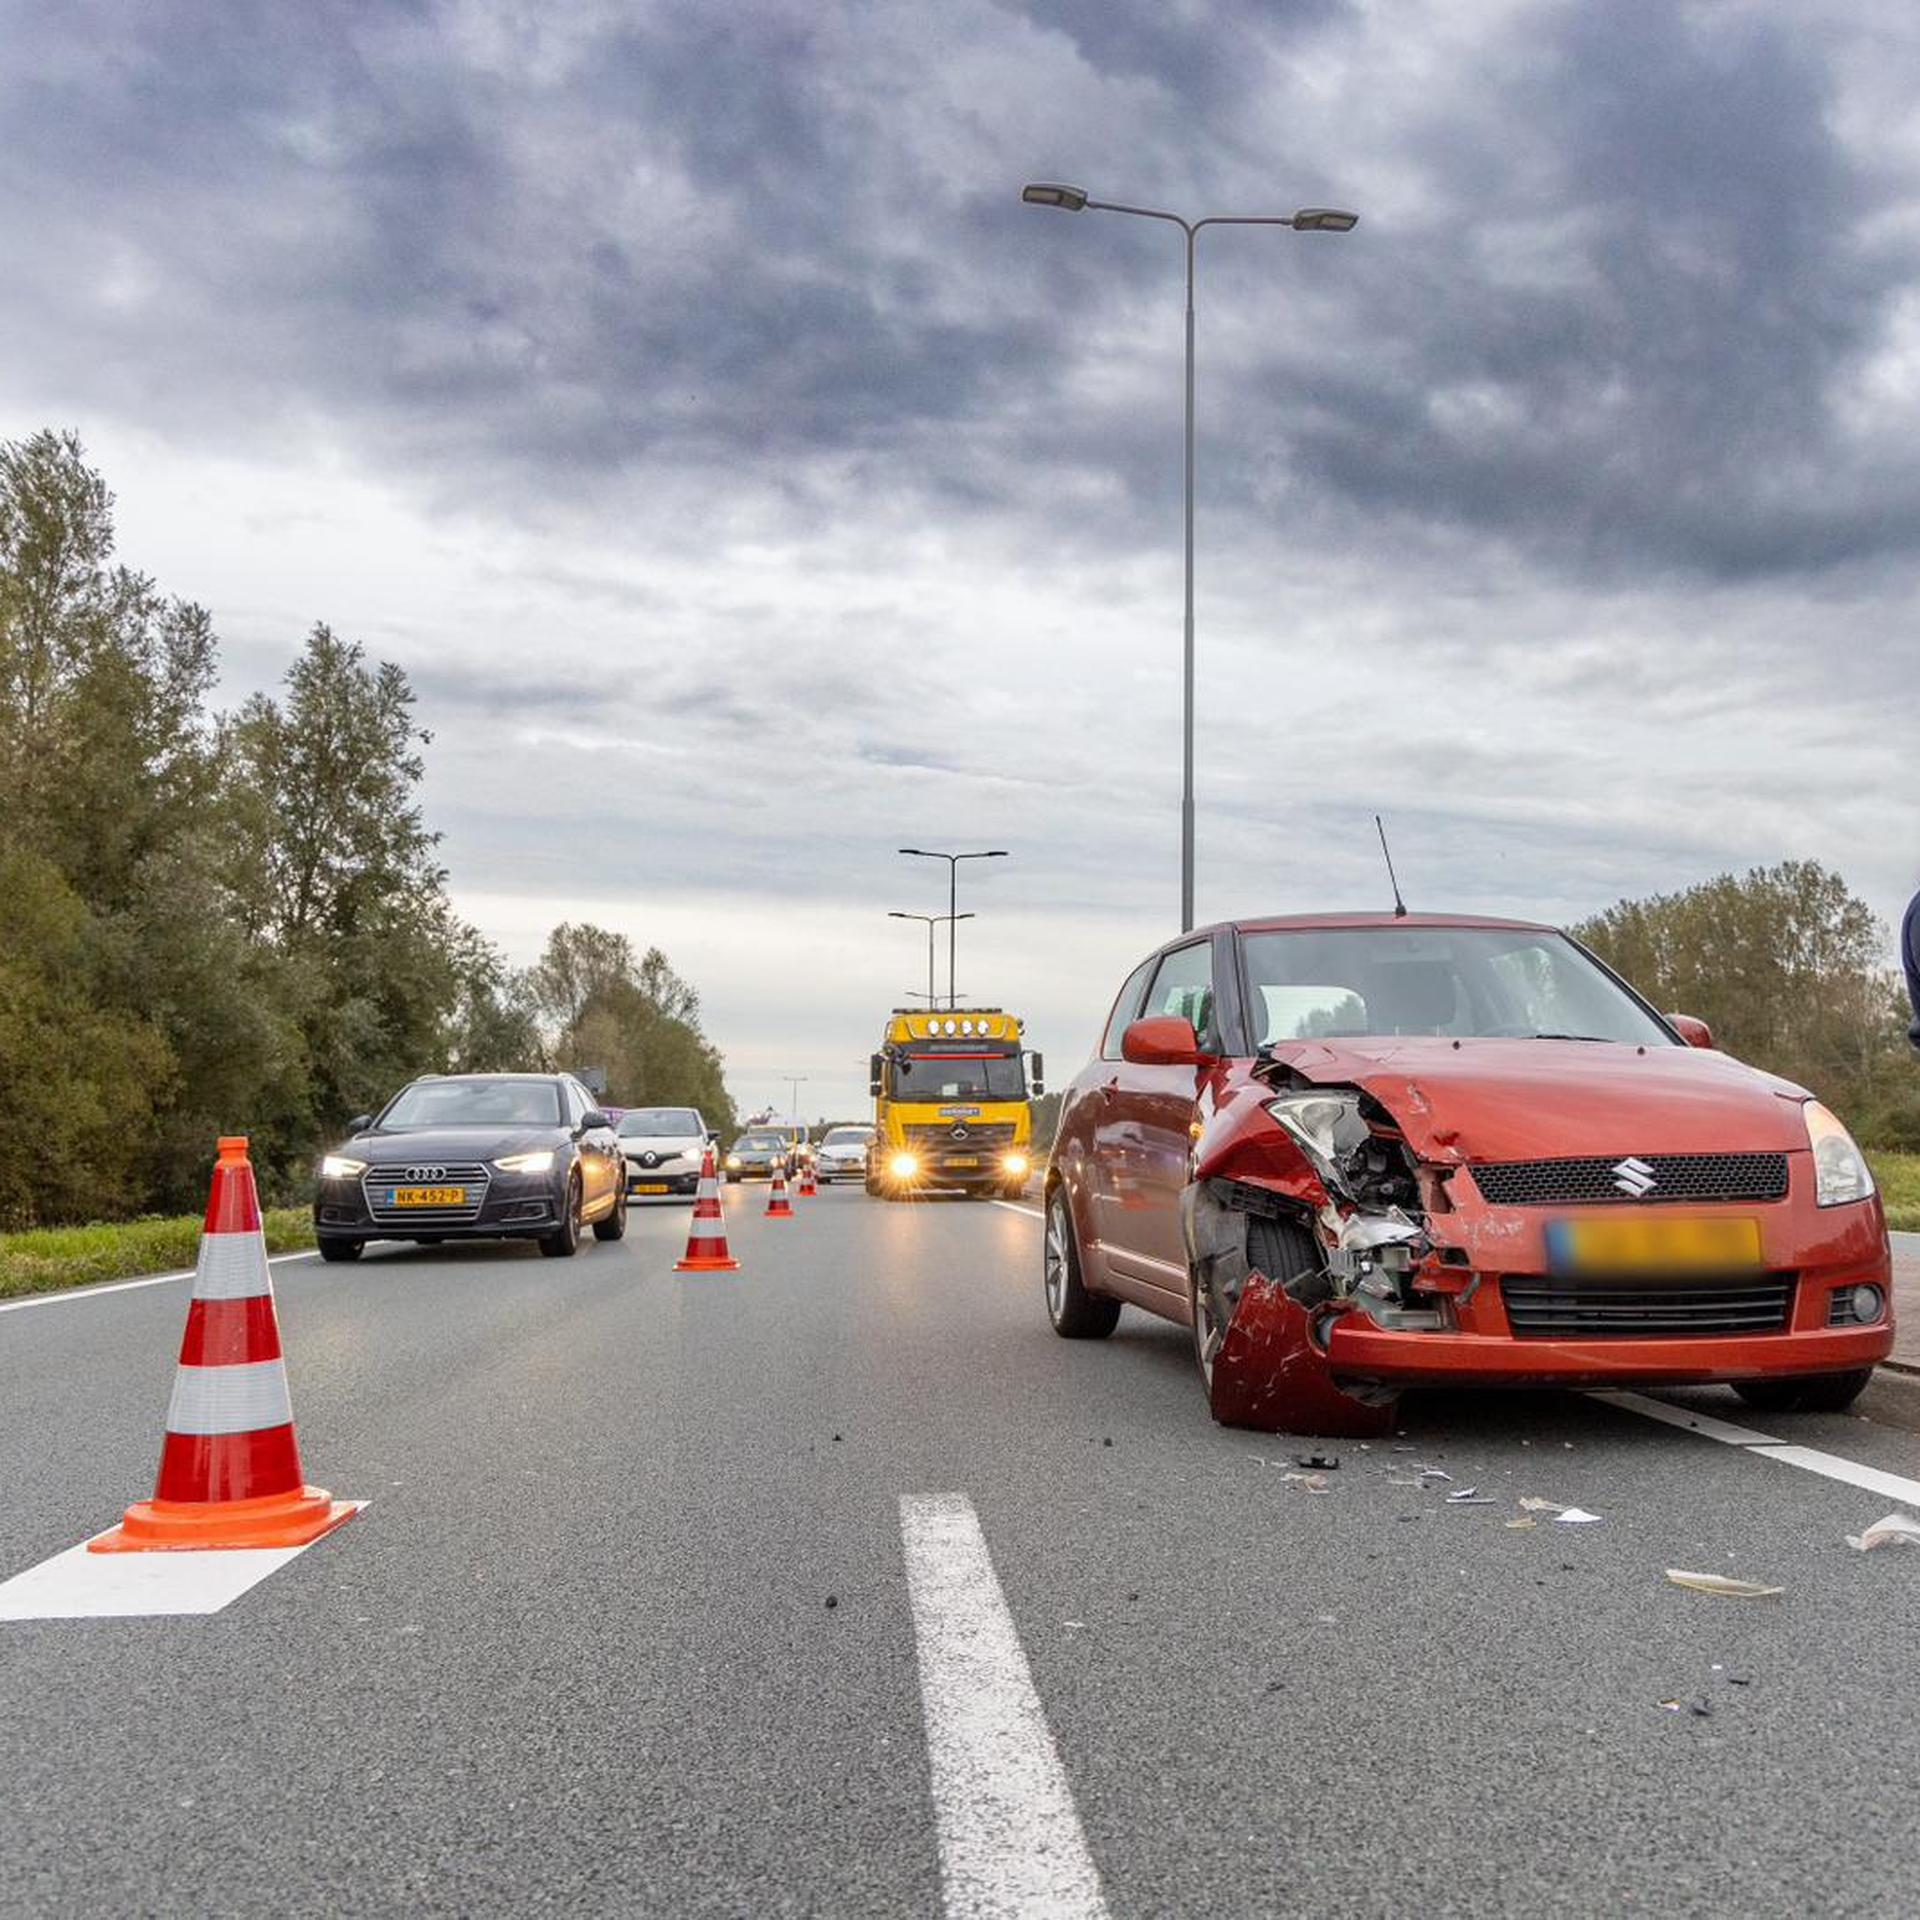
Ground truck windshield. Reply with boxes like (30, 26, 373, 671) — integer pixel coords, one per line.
(891, 1047, 1026, 1101)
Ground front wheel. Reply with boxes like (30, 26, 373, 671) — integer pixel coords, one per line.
(1732, 1368, 1874, 1414)
(317, 1238, 362, 1264)
(540, 1176, 583, 1258)
(1044, 1186, 1120, 1339)
(593, 1182, 628, 1242)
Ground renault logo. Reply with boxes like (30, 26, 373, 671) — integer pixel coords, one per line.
(1611, 1156, 1657, 1198)
(404, 1164, 447, 1183)
(641, 1152, 660, 1168)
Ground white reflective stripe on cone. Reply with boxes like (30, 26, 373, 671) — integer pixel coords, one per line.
(165, 1359, 294, 1435)
(191, 1232, 275, 1301)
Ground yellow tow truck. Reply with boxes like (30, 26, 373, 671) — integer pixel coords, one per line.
(866, 1008, 1043, 1200)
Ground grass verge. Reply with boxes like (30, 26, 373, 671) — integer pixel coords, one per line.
(1870, 1149, 1920, 1234)
(0, 1209, 315, 1302)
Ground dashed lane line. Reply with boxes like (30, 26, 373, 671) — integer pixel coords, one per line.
(899, 1493, 1110, 1920)
(0, 1249, 321, 1315)
(987, 1206, 1920, 1507)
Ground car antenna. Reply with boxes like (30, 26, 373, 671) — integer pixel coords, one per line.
(1375, 813, 1408, 918)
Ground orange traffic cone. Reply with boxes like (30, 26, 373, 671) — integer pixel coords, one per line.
(766, 1164, 795, 1219)
(91, 1137, 357, 1553)
(797, 1157, 818, 1199)
(674, 1145, 740, 1272)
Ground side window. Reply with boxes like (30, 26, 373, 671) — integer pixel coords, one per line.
(563, 1080, 588, 1125)
(1144, 941, 1216, 1044)
(1099, 956, 1160, 1061)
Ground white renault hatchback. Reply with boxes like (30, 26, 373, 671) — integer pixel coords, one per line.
(615, 1106, 713, 1200)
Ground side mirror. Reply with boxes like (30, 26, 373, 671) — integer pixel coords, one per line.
(1668, 1014, 1715, 1050)
(869, 1052, 884, 1098)
(1028, 1050, 1045, 1098)
(1122, 1015, 1215, 1068)
(707, 1129, 720, 1144)
(580, 1109, 613, 1131)
(346, 1114, 372, 1134)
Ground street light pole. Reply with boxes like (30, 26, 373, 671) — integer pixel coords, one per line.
(888, 910, 974, 1008)
(1021, 184, 1357, 932)
(898, 849, 1007, 1007)
(782, 1076, 807, 1122)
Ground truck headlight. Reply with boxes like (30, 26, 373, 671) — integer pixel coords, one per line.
(320, 1155, 367, 1179)
(1001, 1152, 1030, 1178)
(889, 1151, 920, 1179)
(494, 1149, 557, 1175)
(1804, 1101, 1874, 1207)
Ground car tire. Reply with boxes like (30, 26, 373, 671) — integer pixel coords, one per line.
(540, 1176, 583, 1259)
(1732, 1368, 1875, 1414)
(593, 1182, 628, 1242)
(1190, 1212, 1322, 1389)
(1044, 1185, 1120, 1339)
(317, 1238, 362, 1264)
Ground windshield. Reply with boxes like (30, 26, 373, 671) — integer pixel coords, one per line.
(1240, 926, 1676, 1047)
(380, 1077, 563, 1128)
(890, 1046, 1026, 1101)
(822, 1128, 873, 1146)
(735, 1134, 787, 1151)
(618, 1108, 701, 1137)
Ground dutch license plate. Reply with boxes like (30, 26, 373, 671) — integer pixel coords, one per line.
(390, 1186, 468, 1208)
(1547, 1214, 1762, 1273)
(948, 1156, 980, 1169)
(634, 1182, 671, 1195)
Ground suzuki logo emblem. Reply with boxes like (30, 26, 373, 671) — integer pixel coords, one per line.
(1611, 1157, 1657, 1198)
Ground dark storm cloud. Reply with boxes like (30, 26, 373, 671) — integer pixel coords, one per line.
(4, 1, 1920, 582)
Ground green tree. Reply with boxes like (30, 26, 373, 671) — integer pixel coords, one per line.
(1573, 861, 1916, 1145)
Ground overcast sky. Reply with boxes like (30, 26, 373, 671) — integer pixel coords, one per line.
(5, 0, 1918, 1117)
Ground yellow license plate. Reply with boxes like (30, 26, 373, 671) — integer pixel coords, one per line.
(1548, 1214, 1762, 1273)
(948, 1156, 979, 1168)
(392, 1186, 468, 1208)
(633, 1182, 670, 1194)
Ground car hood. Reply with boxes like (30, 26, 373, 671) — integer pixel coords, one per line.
(347, 1126, 569, 1165)
(619, 1135, 702, 1153)
(1268, 1036, 1811, 1163)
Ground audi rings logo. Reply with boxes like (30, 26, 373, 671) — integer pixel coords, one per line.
(404, 1164, 448, 1183)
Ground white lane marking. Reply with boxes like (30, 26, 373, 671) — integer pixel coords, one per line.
(990, 1201, 1043, 1220)
(1745, 1444, 1920, 1508)
(0, 1507, 365, 1621)
(1586, 1389, 1781, 1447)
(0, 1250, 319, 1315)
(899, 1493, 1110, 1920)
(1591, 1389, 1920, 1507)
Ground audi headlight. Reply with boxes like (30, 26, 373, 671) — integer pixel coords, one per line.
(1804, 1101, 1874, 1207)
(1264, 1090, 1367, 1193)
(889, 1151, 920, 1179)
(493, 1149, 557, 1175)
(320, 1154, 367, 1179)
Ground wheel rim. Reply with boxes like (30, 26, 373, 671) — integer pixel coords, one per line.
(1044, 1197, 1070, 1319)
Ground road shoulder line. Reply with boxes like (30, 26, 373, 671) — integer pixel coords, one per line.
(0, 1250, 320, 1316)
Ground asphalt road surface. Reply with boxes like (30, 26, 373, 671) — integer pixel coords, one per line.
(5, 1187, 1920, 1918)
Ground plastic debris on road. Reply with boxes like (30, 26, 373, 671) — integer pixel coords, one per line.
(1445, 1488, 1495, 1505)
(1845, 1513, 1920, 1552)
(1556, 1508, 1603, 1525)
(1665, 1569, 1785, 1598)
(1296, 1453, 1340, 1471)
(1518, 1497, 1564, 1514)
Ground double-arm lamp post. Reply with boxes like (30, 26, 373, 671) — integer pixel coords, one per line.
(897, 848, 1006, 1007)
(887, 910, 974, 1011)
(1021, 183, 1356, 933)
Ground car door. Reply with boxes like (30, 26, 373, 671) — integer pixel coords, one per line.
(1081, 955, 1158, 1254)
(566, 1080, 610, 1212)
(1098, 937, 1220, 1298)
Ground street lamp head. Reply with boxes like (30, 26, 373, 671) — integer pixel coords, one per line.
(1291, 207, 1359, 233)
(1022, 182, 1089, 212)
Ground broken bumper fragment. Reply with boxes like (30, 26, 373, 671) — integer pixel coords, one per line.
(1208, 1274, 1397, 1437)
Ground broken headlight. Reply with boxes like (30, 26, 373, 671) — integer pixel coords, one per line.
(1264, 1091, 1371, 1198)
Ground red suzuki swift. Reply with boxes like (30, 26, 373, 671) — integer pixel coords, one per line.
(1044, 913, 1894, 1435)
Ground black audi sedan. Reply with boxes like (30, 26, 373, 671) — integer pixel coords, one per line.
(313, 1073, 626, 1261)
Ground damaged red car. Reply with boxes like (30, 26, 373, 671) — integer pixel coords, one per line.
(1044, 913, 1894, 1435)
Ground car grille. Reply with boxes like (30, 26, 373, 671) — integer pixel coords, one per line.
(361, 1161, 492, 1226)
(905, 1122, 1016, 1151)
(1501, 1274, 1795, 1338)
(1471, 1152, 1789, 1207)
